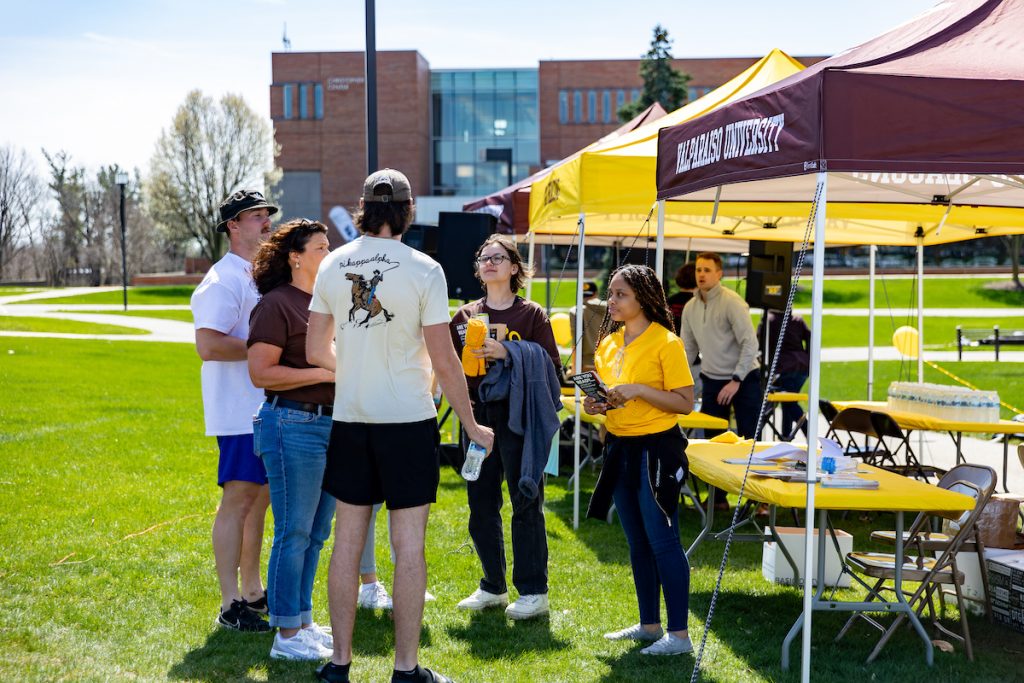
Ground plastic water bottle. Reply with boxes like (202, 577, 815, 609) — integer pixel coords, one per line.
(461, 442, 488, 481)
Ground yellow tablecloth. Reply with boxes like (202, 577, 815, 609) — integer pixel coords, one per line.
(767, 391, 808, 402)
(559, 396, 729, 431)
(833, 400, 1024, 436)
(686, 440, 974, 515)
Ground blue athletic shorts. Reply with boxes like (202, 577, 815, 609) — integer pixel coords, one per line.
(217, 433, 268, 487)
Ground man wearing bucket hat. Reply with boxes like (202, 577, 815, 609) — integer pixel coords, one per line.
(307, 169, 493, 683)
(191, 189, 278, 632)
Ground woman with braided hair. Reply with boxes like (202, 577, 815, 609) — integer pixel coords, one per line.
(584, 264, 696, 656)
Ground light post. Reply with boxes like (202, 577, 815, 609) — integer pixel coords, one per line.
(116, 171, 129, 311)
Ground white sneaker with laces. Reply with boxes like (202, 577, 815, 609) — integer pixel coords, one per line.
(603, 623, 664, 642)
(640, 633, 693, 656)
(505, 594, 549, 620)
(357, 581, 393, 610)
(270, 629, 332, 661)
(456, 588, 509, 611)
(303, 623, 333, 650)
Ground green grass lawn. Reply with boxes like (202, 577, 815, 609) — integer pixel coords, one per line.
(56, 309, 195, 323)
(0, 315, 149, 335)
(0, 286, 46, 296)
(9, 285, 197, 306)
(1, 338, 1022, 681)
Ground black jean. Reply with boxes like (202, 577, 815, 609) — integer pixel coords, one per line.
(700, 370, 761, 439)
(464, 399, 549, 596)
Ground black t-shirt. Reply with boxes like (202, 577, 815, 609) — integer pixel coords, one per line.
(248, 284, 334, 405)
(668, 290, 694, 335)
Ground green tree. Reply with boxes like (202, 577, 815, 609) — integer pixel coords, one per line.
(148, 90, 280, 262)
(618, 24, 691, 122)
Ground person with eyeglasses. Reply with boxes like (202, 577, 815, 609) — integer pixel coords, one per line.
(191, 189, 277, 632)
(448, 234, 562, 620)
(583, 264, 695, 656)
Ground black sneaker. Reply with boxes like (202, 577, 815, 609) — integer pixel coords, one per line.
(217, 599, 272, 632)
(391, 665, 454, 683)
(316, 661, 351, 682)
(244, 590, 268, 615)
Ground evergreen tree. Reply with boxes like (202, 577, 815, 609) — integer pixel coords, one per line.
(618, 24, 691, 122)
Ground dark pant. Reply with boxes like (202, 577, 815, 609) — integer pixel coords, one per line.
(700, 370, 761, 439)
(611, 448, 690, 632)
(465, 400, 548, 596)
(775, 371, 809, 438)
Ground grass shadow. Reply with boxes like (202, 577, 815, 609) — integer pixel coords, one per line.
(167, 628, 274, 682)
(445, 609, 570, 659)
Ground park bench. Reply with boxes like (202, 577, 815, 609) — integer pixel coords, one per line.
(956, 325, 1024, 360)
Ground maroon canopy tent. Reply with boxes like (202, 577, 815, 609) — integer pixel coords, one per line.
(657, 0, 1024, 205)
(653, 1, 1024, 679)
(463, 102, 667, 233)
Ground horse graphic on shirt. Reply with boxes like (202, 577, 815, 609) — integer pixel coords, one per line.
(345, 271, 394, 326)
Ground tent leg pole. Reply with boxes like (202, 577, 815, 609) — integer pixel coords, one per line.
(526, 230, 536, 303)
(868, 245, 876, 400)
(801, 171, 828, 683)
(573, 213, 586, 531)
(917, 240, 925, 456)
(655, 200, 666, 280)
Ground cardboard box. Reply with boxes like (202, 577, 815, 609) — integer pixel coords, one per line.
(940, 547, 1018, 616)
(987, 551, 1024, 632)
(762, 526, 852, 588)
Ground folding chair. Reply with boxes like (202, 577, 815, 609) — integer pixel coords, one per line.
(836, 463, 997, 662)
(826, 407, 886, 465)
(869, 411, 944, 482)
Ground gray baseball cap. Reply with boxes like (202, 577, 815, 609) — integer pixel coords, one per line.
(362, 169, 412, 203)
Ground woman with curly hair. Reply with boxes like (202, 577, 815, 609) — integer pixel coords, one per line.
(584, 264, 696, 656)
(248, 219, 337, 660)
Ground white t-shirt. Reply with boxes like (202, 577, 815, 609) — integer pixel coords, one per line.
(310, 235, 450, 423)
(190, 252, 265, 436)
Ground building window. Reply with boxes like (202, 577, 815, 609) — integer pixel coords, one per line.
(587, 90, 597, 123)
(558, 90, 568, 124)
(602, 90, 612, 123)
(631, 88, 641, 103)
(573, 91, 582, 123)
(314, 83, 324, 119)
(616, 89, 625, 113)
(299, 84, 310, 119)
(283, 84, 295, 119)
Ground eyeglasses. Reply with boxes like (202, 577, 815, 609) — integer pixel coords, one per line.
(476, 254, 509, 266)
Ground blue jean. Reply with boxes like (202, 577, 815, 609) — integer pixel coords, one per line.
(611, 449, 690, 632)
(254, 403, 336, 628)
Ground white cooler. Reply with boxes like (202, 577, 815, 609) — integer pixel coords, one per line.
(762, 526, 853, 588)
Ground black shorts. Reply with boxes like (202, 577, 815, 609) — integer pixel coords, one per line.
(323, 418, 440, 510)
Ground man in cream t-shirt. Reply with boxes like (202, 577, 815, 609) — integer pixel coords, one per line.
(306, 169, 493, 683)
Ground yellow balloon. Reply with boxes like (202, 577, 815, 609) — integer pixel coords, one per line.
(892, 325, 919, 359)
(550, 312, 572, 347)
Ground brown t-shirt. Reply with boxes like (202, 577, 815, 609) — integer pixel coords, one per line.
(450, 296, 563, 392)
(248, 284, 334, 405)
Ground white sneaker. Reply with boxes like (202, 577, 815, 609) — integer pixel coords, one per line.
(505, 593, 549, 620)
(456, 588, 509, 611)
(270, 629, 332, 661)
(357, 581, 393, 610)
(604, 623, 664, 642)
(303, 623, 333, 650)
(640, 633, 693, 656)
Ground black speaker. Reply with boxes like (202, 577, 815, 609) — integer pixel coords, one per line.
(746, 241, 793, 310)
(401, 223, 440, 256)
(435, 212, 497, 300)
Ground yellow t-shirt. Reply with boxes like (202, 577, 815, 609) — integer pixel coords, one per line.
(595, 322, 694, 437)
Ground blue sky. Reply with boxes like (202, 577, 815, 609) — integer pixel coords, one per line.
(2, 0, 937, 173)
